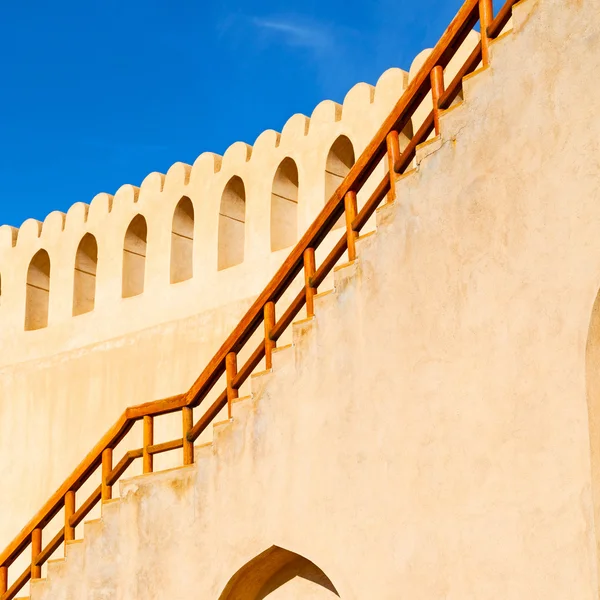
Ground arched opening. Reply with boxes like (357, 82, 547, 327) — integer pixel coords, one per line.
(218, 176, 246, 270)
(122, 214, 147, 298)
(586, 289, 600, 595)
(326, 136, 355, 230)
(73, 233, 98, 316)
(25, 249, 51, 331)
(170, 197, 194, 283)
(219, 546, 339, 600)
(271, 158, 299, 252)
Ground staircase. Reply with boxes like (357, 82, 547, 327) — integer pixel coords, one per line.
(3, 0, 599, 596)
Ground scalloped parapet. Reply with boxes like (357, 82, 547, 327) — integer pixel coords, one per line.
(0, 32, 478, 366)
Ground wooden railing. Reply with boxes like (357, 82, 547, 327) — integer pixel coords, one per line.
(0, 0, 519, 597)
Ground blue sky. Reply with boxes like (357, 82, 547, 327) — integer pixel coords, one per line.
(0, 0, 463, 228)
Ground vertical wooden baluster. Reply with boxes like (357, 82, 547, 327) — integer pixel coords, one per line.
(64, 490, 75, 542)
(101, 448, 113, 501)
(264, 301, 276, 370)
(182, 407, 194, 465)
(430, 66, 445, 136)
(0, 565, 7, 596)
(31, 527, 42, 579)
(143, 416, 154, 474)
(386, 131, 401, 203)
(226, 352, 238, 419)
(479, 0, 494, 67)
(344, 191, 359, 262)
(303, 249, 316, 318)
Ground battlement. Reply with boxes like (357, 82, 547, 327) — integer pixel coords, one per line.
(0, 34, 479, 367)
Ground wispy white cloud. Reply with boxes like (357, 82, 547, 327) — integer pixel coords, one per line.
(250, 16, 333, 52)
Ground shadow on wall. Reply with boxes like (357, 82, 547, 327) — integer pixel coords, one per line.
(585, 288, 600, 599)
(219, 545, 340, 599)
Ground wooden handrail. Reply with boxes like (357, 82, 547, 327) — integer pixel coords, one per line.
(0, 0, 520, 596)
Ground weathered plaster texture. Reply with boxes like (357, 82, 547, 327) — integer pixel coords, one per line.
(0, 12, 482, 561)
(22, 0, 600, 596)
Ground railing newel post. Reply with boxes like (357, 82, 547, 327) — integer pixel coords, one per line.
(0, 565, 7, 596)
(303, 249, 317, 318)
(143, 416, 154, 474)
(264, 301, 276, 370)
(479, 0, 494, 66)
(64, 490, 76, 542)
(101, 448, 113, 502)
(431, 65, 445, 135)
(344, 191, 359, 262)
(226, 352, 238, 419)
(386, 131, 401, 203)
(31, 527, 42, 579)
(182, 407, 194, 465)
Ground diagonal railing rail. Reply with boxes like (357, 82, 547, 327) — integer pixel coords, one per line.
(0, 0, 519, 597)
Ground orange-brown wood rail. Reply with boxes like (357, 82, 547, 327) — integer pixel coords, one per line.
(0, 1, 522, 597)
(264, 301, 276, 369)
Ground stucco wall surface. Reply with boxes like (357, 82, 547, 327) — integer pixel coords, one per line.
(22, 0, 600, 597)
(0, 14, 484, 560)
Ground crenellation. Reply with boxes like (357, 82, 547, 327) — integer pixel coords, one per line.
(374, 67, 409, 104)
(221, 140, 253, 167)
(65, 202, 90, 229)
(0, 225, 17, 249)
(41, 211, 66, 240)
(140, 171, 166, 196)
(280, 113, 310, 141)
(112, 183, 140, 207)
(341, 81, 375, 116)
(0, 54, 478, 365)
(165, 161, 192, 189)
(17, 218, 43, 246)
(310, 99, 342, 123)
(88, 192, 114, 221)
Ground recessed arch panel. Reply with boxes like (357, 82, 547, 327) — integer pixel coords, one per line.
(326, 136, 355, 230)
(218, 176, 246, 270)
(170, 197, 195, 283)
(73, 233, 98, 316)
(271, 158, 299, 252)
(25, 249, 51, 331)
(122, 214, 147, 298)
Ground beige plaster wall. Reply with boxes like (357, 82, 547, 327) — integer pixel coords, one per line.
(0, 16, 481, 560)
(19, 0, 600, 596)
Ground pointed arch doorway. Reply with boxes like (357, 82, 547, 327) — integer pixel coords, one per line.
(219, 546, 339, 599)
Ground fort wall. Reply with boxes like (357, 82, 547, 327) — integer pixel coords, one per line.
(24, 0, 600, 594)
(0, 26, 482, 561)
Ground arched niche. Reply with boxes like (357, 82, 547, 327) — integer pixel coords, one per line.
(73, 233, 98, 316)
(122, 214, 147, 298)
(271, 158, 299, 252)
(326, 136, 355, 230)
(219, 546, 340, 600)
(325, 135, 355, 201)
(218, 176, 246, 270)
(170, 197, 195, 283)
(25, 249, 51, 331)
(586, 288, 600, 591)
